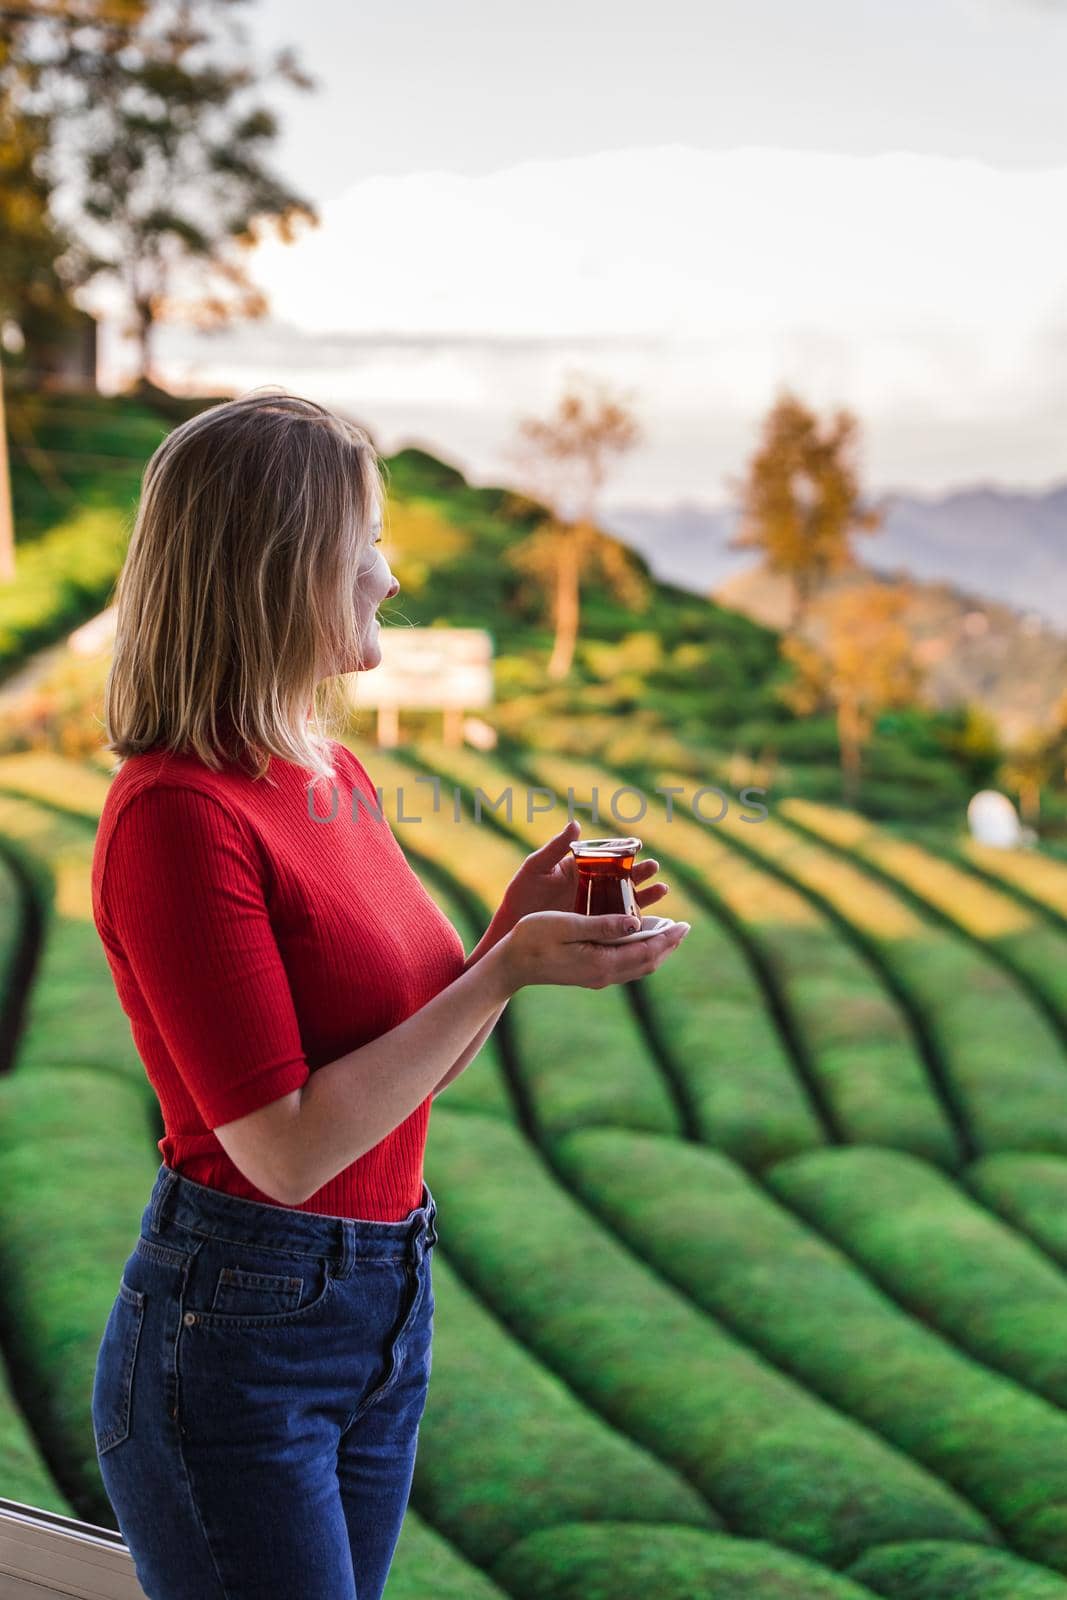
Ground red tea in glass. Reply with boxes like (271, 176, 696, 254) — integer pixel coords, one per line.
(570, 837, 642, 918)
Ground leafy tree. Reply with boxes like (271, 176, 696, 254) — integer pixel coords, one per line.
(933, 703, 1002, 790)
(733, 391, 881, 628)
(0, 19, 77, 347)
(1000, 692, 1067, 825)
(0, 1, 87, 578)
(502, 373, 648, 680)
(9, 0, 318, 389)
(780, 582, 923, 805)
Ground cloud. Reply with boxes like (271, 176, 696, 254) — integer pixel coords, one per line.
(960, 0, 1066, 11)
(248, 144, 1067, 346)
(111, 144, 1067, 496)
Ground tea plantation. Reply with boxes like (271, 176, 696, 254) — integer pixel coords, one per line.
(1, 395, 1066, 1596)
(2, 736, 1067, 1597)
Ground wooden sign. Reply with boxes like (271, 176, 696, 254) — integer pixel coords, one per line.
(344, 628, 493, 710)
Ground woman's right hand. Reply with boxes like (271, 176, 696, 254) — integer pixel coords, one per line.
(499, 910, 691, 993)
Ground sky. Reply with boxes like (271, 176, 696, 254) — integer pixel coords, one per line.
(92, 0, 1067, 505)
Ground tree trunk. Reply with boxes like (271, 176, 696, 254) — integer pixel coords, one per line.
(134, 304, 154, 391)
(546, 526, 581, 680)
(837, 698, 863, 808)
(792, 570, 809, 632)
(0, 358, 14, 583)
(1019, 778, 1041, 826)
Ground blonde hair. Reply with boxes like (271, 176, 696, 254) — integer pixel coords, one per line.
(102, 388, 387, 788)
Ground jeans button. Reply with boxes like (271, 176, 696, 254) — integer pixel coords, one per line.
(183, 1311, 197, 1326)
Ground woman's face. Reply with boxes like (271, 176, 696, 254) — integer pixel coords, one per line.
(345, 516, 399, 673)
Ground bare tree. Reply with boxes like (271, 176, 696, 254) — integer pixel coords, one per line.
(503, 373, 646, 680)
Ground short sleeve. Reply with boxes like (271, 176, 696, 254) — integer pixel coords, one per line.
(96, 784, 310, 1128)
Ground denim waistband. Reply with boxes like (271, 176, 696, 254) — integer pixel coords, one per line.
(142, 1163, 438, 1268)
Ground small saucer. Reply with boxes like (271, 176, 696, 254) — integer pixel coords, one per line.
(600, 914, 678, 945)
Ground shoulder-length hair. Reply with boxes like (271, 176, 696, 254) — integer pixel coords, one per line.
(102, 388, 387, 788)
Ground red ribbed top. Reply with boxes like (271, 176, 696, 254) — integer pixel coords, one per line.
(91, 736, 467, 1220)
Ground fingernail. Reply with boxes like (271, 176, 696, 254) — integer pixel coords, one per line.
(677, 922, 691, 935)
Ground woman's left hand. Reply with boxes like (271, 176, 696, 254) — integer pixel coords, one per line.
(498, 818, 670, 926)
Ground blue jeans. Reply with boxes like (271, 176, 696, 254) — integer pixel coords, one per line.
(91, 1162, 437, 1600)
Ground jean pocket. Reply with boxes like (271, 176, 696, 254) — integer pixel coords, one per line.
(211, 1265, 305, 1316)
(182, 1241, 336, 1328)
(92, 1279, 146, 1456)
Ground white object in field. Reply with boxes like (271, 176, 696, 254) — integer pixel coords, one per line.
(463, 715, 498, 750)
(344, 628, 493, 710)
(967, 789, 1023, 849)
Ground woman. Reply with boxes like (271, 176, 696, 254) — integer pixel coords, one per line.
(89, 389, 690, 1600)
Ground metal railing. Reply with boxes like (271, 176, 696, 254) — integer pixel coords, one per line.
(0, 1497, 147, 1598)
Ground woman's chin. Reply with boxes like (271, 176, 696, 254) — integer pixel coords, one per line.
(346, 641, 383, 674)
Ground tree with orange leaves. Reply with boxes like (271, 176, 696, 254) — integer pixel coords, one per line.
(780, 582, 923, 805)
(999, 689, 1067, 825)
(734, 391, 881, 629)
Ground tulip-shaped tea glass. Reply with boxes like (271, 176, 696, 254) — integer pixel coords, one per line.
(570, 836, 643, 918)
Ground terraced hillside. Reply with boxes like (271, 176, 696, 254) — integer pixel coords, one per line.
(2, 732, 1067, 1594)
(5, 392, 1009, 825)
(1, 400, 1065, 1593)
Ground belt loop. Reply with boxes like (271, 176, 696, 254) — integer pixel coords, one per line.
(149, 1166, 178, 1236)
(336, 1219, 355, 1280)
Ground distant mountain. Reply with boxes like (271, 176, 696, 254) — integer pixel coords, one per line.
(600, 501, 745, 597)
(867, 484, 1067, 626)
(712, 563, 1067, 746)
(603, 483, 1067, 628)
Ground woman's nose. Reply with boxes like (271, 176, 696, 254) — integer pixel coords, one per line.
(385, 574, 400, 599)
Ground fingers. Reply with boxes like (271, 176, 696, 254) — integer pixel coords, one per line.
(602, 919, 689, 964)
(633, 858, 666, 908)
(590, 921, 689, 985)
(568, 911, 644, 942)
(528, 818, 581, 867)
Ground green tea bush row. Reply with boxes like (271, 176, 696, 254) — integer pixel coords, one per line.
(769, 1148, 1067, 1417)
(386, 1512, 513, 1600)
(774, 801, 1067, 1155)
(848, 1540, 1067, 1599)
(426, 1111, 993, 1569)
(965, 1152, 1067, 1269)
(790, 805, 1067, 1034)
(557, 1126, 1067, 1570)
(0, 1064, 161, 1524)
(0, 847, 74, 1515)
(493, 1522, 875, 1600)
(527, 745, 958, 1166)
(401, 858, 512, 1121)
(417, 1127, 717, 1567)
(0, 779, 148, 1085)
